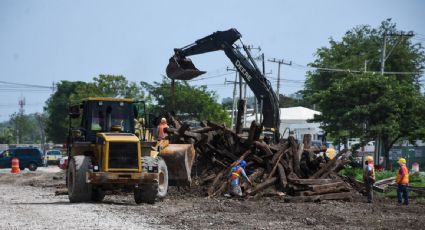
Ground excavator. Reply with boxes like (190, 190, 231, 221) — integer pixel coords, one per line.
(166, 28, 280, 139)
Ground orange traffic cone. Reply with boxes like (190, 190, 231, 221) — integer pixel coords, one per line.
(11, 157, 20, 174)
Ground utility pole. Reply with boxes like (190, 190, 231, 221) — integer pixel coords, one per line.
(52, 81, 56, 93)
(227, 67, 238, 130)
(364, 60, 368, 72)
(258, 54, 265, 124)
(268, 58, 292, 103)
(380, 34, 387, 75)
(238, 45, 261, 124)
(376, 31, 414, 166)
(380, 31, 414, 75)
(35, 113, 45, 154)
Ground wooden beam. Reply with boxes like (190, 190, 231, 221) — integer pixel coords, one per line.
(246, 177, 277, 196)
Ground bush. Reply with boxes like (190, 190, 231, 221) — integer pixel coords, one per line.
(375, 170, 394, 181)
(339, 165, 395, 181)
(338, 165, 363, 181)
(410, 174, 425, 188)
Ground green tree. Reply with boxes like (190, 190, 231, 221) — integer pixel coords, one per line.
(305, 19, 424, 95)
(221, 97, 233, 110)
(278, 94, 311, 108)
(141, 78, 230, 126)
(9, 112, 36, 144)
(45, 76, 144, 143)
(0, 122, 14, 144)
(70, 75, 144, 103)
(304, 19, 425, 168)
(44, 81, 86, 143)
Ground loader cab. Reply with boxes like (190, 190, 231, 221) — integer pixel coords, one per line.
(69, 98, 136, 143)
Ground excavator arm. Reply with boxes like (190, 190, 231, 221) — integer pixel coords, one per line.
(166, 28, 280, 134)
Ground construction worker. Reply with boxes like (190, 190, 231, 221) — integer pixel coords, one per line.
(325, 147, 336, 160)
(396, 158, 409, 205)
(157, 118, 169, 140)
(229, 160, 251, 197)
(363, 156, 375, 203)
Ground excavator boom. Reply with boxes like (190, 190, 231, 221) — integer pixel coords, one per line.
(166, 28, 280, 133)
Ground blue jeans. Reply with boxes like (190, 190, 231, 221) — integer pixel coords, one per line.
(230, 184, 242, 196)
(397, 184, 409, 205)
(365, 181, 373, 203)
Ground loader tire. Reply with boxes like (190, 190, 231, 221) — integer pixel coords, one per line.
(156, 157, 168, 199)
(67, 155, 92, 203)
(91, 187, 105, 202)
(134, 184, 158, 204)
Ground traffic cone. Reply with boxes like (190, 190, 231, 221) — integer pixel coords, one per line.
(11, 157, 20, 174)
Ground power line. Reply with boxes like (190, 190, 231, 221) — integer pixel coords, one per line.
(187, 72, 233, 81)
(288, 62, 422, 75)
(0, 89, 52, 92)
(0, 80, 53, 89)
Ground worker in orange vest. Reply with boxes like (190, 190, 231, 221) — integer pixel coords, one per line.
(363, 156, 375, 203)
(229, 160, 252, 197)
(157, 118, 169, 140)
(396, 158, 409, 205)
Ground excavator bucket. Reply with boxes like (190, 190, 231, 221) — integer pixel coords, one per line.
(158, 143, 196, 186)
(166, 56, 206, 80)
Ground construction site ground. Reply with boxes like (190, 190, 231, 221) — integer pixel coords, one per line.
(1, 167, 424, 230)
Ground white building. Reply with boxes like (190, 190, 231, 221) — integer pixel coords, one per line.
(245, 106, 323, 141)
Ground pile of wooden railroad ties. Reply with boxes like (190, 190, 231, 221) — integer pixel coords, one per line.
(165, 116, 354, 202)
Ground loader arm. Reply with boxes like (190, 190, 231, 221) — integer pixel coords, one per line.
(166, 28, 280, 134)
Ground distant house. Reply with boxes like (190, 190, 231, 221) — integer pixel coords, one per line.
(245, 106, 324, 142)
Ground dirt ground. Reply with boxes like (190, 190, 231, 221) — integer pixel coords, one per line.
(0, 167, 424, 230)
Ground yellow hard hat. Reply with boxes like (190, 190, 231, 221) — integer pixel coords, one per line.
(366, 156, 373, 162)
(398, 158, 406, 164)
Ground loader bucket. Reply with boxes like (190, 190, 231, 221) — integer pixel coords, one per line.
(166, 56, 206, 80)
(159, 144, 196, 186)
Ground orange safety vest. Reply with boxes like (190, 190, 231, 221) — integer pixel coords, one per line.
(396, 164, 409, 185)
(230, 167, 243, 181)
(158, 123, 169, 140)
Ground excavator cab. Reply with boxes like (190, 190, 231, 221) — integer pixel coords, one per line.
(166, 55, 206, 80)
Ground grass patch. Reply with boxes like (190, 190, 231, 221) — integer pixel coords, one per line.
(410, 174, 425, 188)
(375, 170, 394, 181)
(340, 165, 425, 201)
(338, 165, 395, 181)
(378, 188, 422, 199)
(338, 166, 363, 181)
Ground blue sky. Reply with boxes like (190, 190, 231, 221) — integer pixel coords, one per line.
(0, 0, 424, 121)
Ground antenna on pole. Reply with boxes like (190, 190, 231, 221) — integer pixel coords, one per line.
(18, 96, 26, 113)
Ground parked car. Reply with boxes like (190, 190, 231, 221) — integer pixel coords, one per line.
(0, 147, 44, 171)
(45, 150, 63, 165)
(58, 156, 68, 170)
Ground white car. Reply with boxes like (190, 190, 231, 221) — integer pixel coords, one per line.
(45, 150, 63, 165)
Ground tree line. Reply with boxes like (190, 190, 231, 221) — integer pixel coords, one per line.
(303, 19, 425, 168)
(0, 75, 230, 144)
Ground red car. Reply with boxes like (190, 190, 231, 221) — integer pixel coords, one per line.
(59, 156, 68, 170)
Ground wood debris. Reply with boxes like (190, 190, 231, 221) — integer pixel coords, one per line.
(165, 116, 353, 202)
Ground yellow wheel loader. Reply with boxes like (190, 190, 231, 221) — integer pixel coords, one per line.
(66, 98, 195, 204)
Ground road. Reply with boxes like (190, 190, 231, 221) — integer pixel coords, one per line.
(1, 167, 424, 229)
